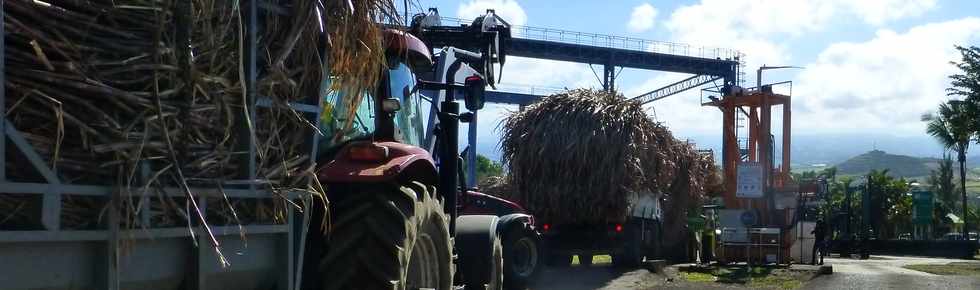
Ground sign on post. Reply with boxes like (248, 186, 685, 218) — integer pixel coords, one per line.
(736, 162, 764, 198)
(912, 190, 933, 225)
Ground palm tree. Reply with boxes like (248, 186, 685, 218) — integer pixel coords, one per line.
(924, 100, 975, 237)
(947, 45, 980, 238)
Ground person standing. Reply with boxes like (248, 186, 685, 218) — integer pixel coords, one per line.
(811, 219, 827, 265)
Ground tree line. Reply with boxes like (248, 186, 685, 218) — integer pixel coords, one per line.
(801, 46, 980, 240)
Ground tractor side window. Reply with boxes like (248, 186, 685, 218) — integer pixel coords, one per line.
(389, 62, 424, 146)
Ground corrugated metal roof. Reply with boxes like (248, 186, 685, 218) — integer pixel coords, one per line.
(946, 213, 964, 224)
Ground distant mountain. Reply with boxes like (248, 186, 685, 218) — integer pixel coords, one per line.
(835, 150, 937, 177)
(673, 133, 980, 167)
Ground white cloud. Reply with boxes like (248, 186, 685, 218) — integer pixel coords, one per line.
(625, 73, 724, 137)
(663, 0, 940, 80)
(628, 3, 658, 33)
(497, 57, 597, 89)
(666, 0, 936, 36)
(794, 17, 980, 134)
(457, 0, 527, 26)
(663, 0, 832, 79)
(628, 0, 945, 138)
(843, 0, 937, 25)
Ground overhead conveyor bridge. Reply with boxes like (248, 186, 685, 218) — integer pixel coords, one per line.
(416, 13, 743, 105)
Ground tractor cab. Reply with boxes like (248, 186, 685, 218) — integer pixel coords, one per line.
(316, 29, 432, 158)
(311, 11, 532, 290)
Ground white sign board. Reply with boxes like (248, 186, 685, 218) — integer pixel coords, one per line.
(736, 162, 764, 198)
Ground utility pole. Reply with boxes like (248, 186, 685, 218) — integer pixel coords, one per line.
(844, 184, 851, 239)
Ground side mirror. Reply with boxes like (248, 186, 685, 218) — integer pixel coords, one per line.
(381, 98, 401, 113)
(463, 75, 486, 111)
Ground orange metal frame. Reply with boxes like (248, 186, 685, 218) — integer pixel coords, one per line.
(704, 85, 793, 223)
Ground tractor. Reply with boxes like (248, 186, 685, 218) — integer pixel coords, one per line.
(304, 10, 541, 290)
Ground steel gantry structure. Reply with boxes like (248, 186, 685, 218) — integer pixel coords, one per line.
(411, 9, 743, 187)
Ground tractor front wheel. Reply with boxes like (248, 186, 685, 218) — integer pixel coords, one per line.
(502, 226, 541, 290)
(318, 182, 452, 290)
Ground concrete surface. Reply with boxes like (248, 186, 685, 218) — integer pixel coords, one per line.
(803, 255, 980, 290)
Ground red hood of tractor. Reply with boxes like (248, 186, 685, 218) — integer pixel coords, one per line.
(318, 141, 435, 183)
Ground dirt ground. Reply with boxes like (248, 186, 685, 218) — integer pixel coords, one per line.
(527, 263, 669, 290)
(526, 259, 823, 290)
(527, 262, 757, 290)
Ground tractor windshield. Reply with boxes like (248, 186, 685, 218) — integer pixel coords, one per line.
(318, 81, 376, 152)
(318, 61, 426, 153)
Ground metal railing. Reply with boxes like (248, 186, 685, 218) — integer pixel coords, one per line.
(491, 83, 566, 96)
(439, 17, 744, 61)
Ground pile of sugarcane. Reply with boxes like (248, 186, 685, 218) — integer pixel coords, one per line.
(500, 89, 720, 224)
(1, 0, 396, 235)
(478, 176, 516, 201)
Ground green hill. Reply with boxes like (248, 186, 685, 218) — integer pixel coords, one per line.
(836, 150, 936, 177)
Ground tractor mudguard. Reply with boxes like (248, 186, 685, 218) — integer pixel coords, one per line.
(497, 213, 535, 235)
(456, 215, 504, 289)
(461, 191, 528, 217)
(318, 141, 437, 184)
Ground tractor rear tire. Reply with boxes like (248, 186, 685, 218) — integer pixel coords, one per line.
(318, 182, 452, 290)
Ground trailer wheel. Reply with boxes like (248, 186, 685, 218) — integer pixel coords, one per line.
(319, 182, 452, 290)
(502, 226, 541, 290)
(649, 222, 663, 260)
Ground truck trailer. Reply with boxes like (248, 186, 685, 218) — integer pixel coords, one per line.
(539, 191, 664, 267)
(1, 2, 538, 289)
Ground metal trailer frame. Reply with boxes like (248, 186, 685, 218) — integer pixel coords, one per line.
(0, 2, 320, 289)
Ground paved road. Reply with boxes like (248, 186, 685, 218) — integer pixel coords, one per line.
(804, 255, 980, 290)
(528, 255, 980, 289)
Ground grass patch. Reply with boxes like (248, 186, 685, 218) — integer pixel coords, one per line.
(570, 255, 612, 265)
(749, 274, 804, 289)
(904, 263, 980, 276)
(679, 271, 716, 283)
(678, 266, 804, 289)
(966, 181, 980, 195)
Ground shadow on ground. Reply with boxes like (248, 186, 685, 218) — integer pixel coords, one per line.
(529, 264, 666, 290)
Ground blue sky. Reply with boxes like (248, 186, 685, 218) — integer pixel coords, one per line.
(402, 0, 980, 161)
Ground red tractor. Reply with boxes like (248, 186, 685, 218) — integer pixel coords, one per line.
(304, 11, 541, 290)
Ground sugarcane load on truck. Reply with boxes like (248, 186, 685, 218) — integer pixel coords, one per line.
(497, 89, 722, 266)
